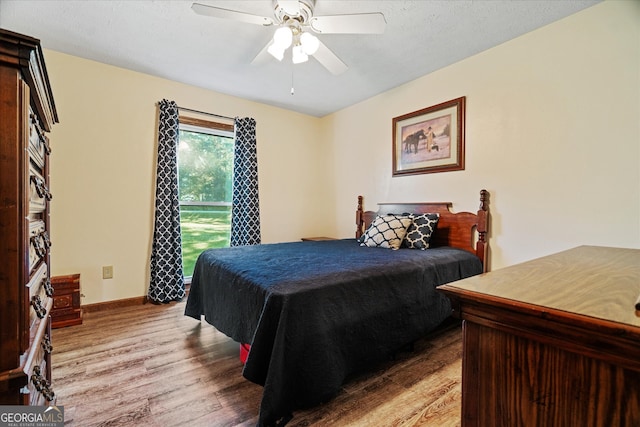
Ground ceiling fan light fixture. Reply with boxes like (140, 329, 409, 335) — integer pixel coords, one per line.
(272, 26, 293, 49)
(193, 0, 385, 75)
(267, 43, 285, 61)
(300, 32, 319, 55)
(292, 45, 308, 64)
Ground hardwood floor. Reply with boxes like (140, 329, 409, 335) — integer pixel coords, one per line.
(52, 301, 463, 426)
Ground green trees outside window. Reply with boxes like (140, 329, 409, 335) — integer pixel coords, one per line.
(178, 125, 234, 277)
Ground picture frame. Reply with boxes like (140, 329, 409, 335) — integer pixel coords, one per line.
(392, 96, 465, 176)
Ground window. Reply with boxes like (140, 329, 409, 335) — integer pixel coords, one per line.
(177, 117, 234, 278)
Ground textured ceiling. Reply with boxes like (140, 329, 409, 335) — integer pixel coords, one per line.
(0, 0, 600, 117)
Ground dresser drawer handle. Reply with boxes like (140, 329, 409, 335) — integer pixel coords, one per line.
(31, 175, 46, 198)
(30, 176, 52, 201)
(31, 365, 55, 402)
(30, 113, 46, 141)
(42, 334, 53, 354)
(31, 365, 45, 392)
(41, 384, 55, 402)
(43, 278, 54, 297)
(31, 295, 47, 319)
(31, 235, 46, 259)
(43, 139, 51, 155)
(41, 231, 51, 249)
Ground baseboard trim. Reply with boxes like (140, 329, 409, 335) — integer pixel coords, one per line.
(82, 296, 148, 313)
(82, 284, 190, 313)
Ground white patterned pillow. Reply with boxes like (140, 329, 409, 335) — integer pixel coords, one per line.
(404, 213, 440, 250)
(360, 214, 413, 250)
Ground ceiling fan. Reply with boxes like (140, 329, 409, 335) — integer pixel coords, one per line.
(191, 0, 386, 75)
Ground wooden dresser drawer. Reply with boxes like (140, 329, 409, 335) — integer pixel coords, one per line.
(27, 263, 51, 329)
(25, 315, 55, 406)
(28, 111, 50, 170)
(29, 165, 51, 213)
(28, 220, 49, 274)
(51, 274, 82, 328)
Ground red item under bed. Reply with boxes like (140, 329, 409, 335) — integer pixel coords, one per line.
(240, 343, 250, 364)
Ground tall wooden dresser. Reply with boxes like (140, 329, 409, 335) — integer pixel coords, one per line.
(0, 29, 59, 405)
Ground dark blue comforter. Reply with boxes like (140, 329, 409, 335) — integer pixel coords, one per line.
(184, 239, 482, 426)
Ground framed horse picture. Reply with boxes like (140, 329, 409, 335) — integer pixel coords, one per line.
(392, 96, 465, 176)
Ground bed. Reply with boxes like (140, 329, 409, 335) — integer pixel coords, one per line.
(185, 189, 489, 426)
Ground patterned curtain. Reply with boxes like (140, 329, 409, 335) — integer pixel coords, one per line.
(148, 99, 185, 303)
(230, 117, 261, 246)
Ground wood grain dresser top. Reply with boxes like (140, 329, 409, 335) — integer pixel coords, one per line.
(439, 245, 640, 329)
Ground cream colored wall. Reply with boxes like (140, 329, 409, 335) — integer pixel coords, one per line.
(323, 0, 640, 270)
(46, 0, 639, 304)
(46, 52, 332, 304)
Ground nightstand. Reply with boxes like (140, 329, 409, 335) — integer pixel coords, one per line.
(51, 273, 82, 328)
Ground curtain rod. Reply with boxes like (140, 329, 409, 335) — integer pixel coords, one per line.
(177, 106, 234, 121)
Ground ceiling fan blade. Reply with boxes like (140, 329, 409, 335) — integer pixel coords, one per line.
(191, 3, 274, 26)
(309, 13, 386, 34)
(312, 40, 348, 75)
(251, 41, 274, 66)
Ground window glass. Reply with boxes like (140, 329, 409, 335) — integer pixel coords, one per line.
(178, 122, 234, 278)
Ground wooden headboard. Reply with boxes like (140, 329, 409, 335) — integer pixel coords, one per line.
(355, 189, 490, 272)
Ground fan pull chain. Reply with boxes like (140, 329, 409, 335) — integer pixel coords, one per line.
(291, 66, 295, 96)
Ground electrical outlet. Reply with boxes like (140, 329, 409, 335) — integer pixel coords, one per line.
(102, 265, 113, 279)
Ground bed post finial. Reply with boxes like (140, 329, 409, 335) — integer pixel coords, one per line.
(479, 189, 488, 212)
(477, 189, 489, 272)
(356, 195, 364, 239)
